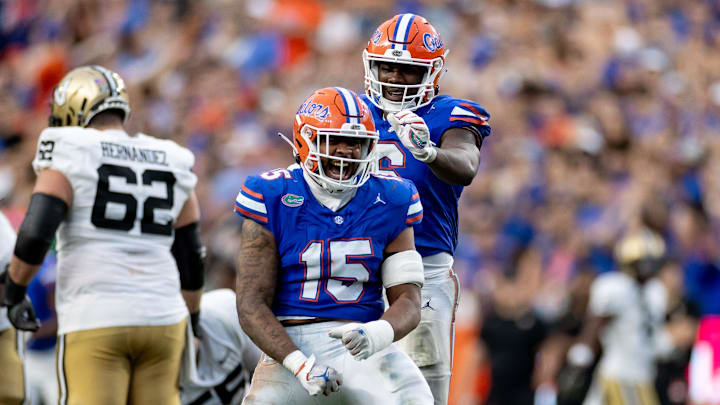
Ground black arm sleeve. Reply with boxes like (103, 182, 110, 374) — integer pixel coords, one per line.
(171, 222, 205, 290)
(14, 193, 68, 265)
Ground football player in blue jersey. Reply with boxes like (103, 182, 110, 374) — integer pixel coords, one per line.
(360, 13, 492, 405)
(234, 87, 433, 404)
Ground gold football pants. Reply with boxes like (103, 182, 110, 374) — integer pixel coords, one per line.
(600, 377, 659, 405)
(0, 327, 26, 405)
(57, 320, 186, 405)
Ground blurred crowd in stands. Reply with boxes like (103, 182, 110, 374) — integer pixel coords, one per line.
(1, 0, 719, 404)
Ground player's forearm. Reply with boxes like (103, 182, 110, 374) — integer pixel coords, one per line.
(31, 316, 57, 339)
(382, 284, 421, 341)
(8, 256, 41, 286)
(427, 147, 479, 185)
(181, 289, 202, 314)
(235, 219, 296, 362)
(236, 299, 298, 362)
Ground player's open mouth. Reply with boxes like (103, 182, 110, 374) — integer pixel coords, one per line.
(325, 161, 356, 180)
(384, 87, 404, 101)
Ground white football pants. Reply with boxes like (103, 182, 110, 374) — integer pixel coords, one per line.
(394, 253, 459, 405)
(243, 321, 433, 405)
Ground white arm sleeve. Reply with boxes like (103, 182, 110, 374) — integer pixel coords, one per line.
(381, 250, 424, 289)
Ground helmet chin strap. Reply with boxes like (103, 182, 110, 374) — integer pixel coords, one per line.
(379, 97, 417, 114)
(302, 170, 357, 212)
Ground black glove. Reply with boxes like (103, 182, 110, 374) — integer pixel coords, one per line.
(1, 275, 40, 332)
(190, 311, 201, 338)
(556, 365, 593, 405)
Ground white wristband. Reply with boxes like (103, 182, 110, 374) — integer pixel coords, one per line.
(366, 319, 395, 349)
(282, 350, 308, 375)
(413, 146, 437, 163)
(567, 343, 595, 367)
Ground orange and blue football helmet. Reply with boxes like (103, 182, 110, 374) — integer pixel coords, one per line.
(363, 14, 448, 113)
(282, 87, 378, 193)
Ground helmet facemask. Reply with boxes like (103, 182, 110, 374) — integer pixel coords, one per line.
(281, 87, 379, 194)
(298, 122, 378, 193)
(363, 49, 446, 113)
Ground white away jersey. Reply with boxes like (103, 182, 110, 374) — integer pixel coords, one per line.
(588, 271, 667, 382)
(32, 127, 197, 334)
(0, 212, 16, 331)
(181, 289, 260, 405)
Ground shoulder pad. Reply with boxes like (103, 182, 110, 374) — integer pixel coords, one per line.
(234, 174, 271, 225)
(32, 127, 91, 177)
(137, 133, 196, 171)
(369, 174, 422, 225)
(426, 96, 491, 139)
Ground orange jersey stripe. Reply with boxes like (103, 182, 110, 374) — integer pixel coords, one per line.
(234, 206, 268, 223)
(241, 185, 264, 200)
(406, 213, 423, 224)
(460, 103, 488, 120)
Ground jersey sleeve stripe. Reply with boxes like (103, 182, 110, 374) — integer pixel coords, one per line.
(410, 193, 420, 202)
(406, 213, 423, 224)
(450, 104, 490, 126)
(241, 185, 264, 200)
(407, 200, 423, 216)
(234, 204, 269, 223)
(459, 103, 489, 120)
(450, 116, 488, 126)
(235, 192, 267, 214)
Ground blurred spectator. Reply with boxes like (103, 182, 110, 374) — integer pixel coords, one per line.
(653, 260, 700, 405)
(479, 250, 548, 405)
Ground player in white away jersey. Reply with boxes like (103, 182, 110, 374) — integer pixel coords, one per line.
(0, 212, 28, 405)
(181, 289, 261, 405)
(560, 229, 691, 405)
(1, 66, 205, 405)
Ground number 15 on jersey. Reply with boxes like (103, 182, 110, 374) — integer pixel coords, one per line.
(299, 238, 374, 303)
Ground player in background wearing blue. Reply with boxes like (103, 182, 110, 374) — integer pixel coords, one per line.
(360, 13, 492, 405)
(234, 87, 433, 404)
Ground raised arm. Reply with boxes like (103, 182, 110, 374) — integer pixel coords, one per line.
(388, 110, 482, 186)
(427, 127, 482, 186)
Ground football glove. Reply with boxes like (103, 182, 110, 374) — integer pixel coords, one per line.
(328, 320, 394, 361)
(387, 110, 437, 163)
(283, 350, 342, 397)
(556, 364, 593, 405)
(1, 275, 40, 332)
(557, 343, 595, 404)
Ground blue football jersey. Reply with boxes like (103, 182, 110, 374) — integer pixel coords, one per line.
(360, 94, 491, 257)
(234, 165, 422, 323)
